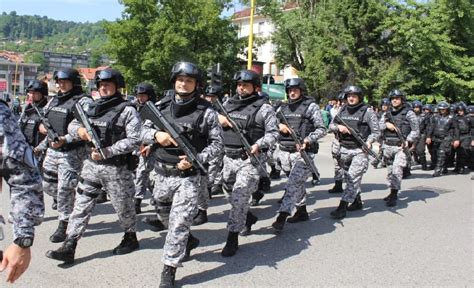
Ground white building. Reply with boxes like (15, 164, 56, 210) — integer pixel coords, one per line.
(232, 2, 297, 82)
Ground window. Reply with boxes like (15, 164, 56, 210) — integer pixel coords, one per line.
(270, 63, 278, 76)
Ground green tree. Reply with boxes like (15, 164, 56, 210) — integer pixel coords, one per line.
(104, 0, 242, 92)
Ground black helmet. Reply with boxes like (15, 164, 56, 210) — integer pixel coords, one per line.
(412, 100, 423, 108)
(233, 70, 261, 87)
(456, 102, 467, 113)
(423, 104, 433, 111)
(134, 82, 156, 102)
(54, 68, 82, 87)
(26, 80, 48, 96)
(343, 85, 363, 101)
(388, 89, 406, 101)
(170, 61, 202, 84)
(337, 91, 345, 100)
(95, 69, 126, 89)
(381, 98, 390, 106)
(284, 78, 306, 94)
(205, 85, 222, 97)
(437, 101, 449, 110)
(468, 105, 474, 114)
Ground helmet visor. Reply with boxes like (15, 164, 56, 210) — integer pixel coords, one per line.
(171, 62, 200, 77)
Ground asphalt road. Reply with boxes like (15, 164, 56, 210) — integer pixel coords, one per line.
(1, 134, 473, 287)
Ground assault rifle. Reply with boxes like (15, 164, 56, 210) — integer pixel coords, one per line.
(31, 103, 59, 142)
(140, 101, 207, 175)
(215, 100, 270, 178)
(74, 103, 107, 160)
(334, 114, 381, 162)
(278, 110, 320, 183)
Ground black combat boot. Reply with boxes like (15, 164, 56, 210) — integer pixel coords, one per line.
(49, 220, 68, 243)
(269, 165, 281, 179)
(457, 167, 465, 174)
(330, 201, 348, 220)
(159, 265, 176, 288)
(240, 212, 258, 236)
(46, 238, 77, 264)
(432, 169, 442, 177)
(134, 198, 142, 214)
(112, 232, 139, 255)
(402, 167, 411, 179)
(142, 217, 166, 232)
(328, 180, 343, 193)
(271, 212, 290, 232)
(312, 173, 320, 185)
(250, 191, 264, 206)
(183, 233, 200, 261)
(96, 191, 108, 204)
(192, 209, 208, 226)
(386, 189, 398, 207)
(287, 205, 309, 223)
(52, 198, 58, 210)
(211, 184, 224, 196)
(346, 194, 363, 211)
(221, 232, 239, 257)
(421, 163, 428, 171)
(442, 167, 449, 174)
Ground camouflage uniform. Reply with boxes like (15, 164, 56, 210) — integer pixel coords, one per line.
(66, 100, 141, 240)
(276, 101, 327, 214)
(222, 99, 279, 233)
(380, 106, 419, 191)
(39, 93, 91, 224)
(1, 101, 44, 242)
(134, 149, 156, 200)
(329, 105, 380, 204)
(141, 97, 223, 268)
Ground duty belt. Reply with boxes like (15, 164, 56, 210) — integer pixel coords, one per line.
(224, 148, 248, 160)
(53, 141, 84, 152)
(279, 145, 297, 153)
(155, 163, 198, 178)
(384, 139, 403, 146)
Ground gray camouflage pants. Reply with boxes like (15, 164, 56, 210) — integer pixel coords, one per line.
(152, 170, 201, 267)
(382, 144, 407, 190)
(134, 154, 155, 199)
(338, 146, 369, 203)
(42, 147, 83, 221)
(67, 158, 136, 239)
(222, 155, 260, 232)
(331, 141, 344, 181)
(275, 147, 312, 214)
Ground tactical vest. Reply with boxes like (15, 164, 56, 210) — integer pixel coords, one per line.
(46, 91, 85, 136)
(154, 97, 210, 165)
(456, 115, 470, 135)
(222, 95, 266, 148)
(88, 96, 133, 164)
(278, 97, 315, 148)
(336, 104, 370, 149)
(19, 99, 47, 147)
(383, 105, 411, 144)
(432, 115, 452, 139)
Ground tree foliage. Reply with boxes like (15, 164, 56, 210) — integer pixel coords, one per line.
(104, 0, 243, 92)
(262, 0, 473, 103)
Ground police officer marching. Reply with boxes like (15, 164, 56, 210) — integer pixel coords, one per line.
(19, 80, 49, 159)
(46, 68, 141, 264)
(39, 68, 92, 243)
(271, 78, 326, 232)
(379, 90, 419, 207)
(140, 62, 223, 288)
(328, 85, 380, 219)
(218, 70, 278, 256)
(0, 96, 44, 283)
(133, 82, 158, 214)
(426, 101, 460, 177)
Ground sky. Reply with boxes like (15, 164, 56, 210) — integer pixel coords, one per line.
(0, 0, 244, 23)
